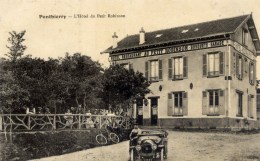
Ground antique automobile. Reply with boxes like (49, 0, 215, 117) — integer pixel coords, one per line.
(129, 129, 168, 161)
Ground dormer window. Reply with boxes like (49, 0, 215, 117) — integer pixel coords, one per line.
(155, 34, 162, 38)
(181, 29, 189, 33)
(194, 28, 199, 31)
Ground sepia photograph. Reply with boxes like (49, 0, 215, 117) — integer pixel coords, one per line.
(0, 0, 260, 161)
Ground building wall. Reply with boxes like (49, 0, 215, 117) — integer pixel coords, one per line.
(110, 35, 258, 128)
(114, 39, 257, 123)
(116, 45, 228, 117)
(232, 23, 256, 53)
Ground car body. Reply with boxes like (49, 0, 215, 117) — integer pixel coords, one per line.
(129, 129, 168, 161)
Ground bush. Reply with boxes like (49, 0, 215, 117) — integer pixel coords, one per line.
(0, 130, 98, 161)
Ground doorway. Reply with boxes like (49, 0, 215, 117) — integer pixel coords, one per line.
(150, 97, 158, 125)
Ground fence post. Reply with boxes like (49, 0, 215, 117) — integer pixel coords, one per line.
(78, 115, 81, 129)
(28, 115, 31, 130)
(53, 115, 56, 130)
(0, 114, 2, 131)
(99, 115, 101, 129)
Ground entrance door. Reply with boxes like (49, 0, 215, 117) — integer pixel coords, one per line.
(150, 98, 158, 125)
(136, 98, 143, 125)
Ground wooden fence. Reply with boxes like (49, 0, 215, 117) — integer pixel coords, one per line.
(0, 114, 132, 131)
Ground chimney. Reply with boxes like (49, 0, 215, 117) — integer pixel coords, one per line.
(112, 32, 118, 49)
(139, 27, 145, 44)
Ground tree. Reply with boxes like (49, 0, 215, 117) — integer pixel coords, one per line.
(102, 64, 150, 112)
(0, 58, 30, 113)
(60, 53, 104, 113)
(5, 31, 27, 63)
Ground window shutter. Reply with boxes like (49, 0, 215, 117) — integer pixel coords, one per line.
(236, 54, 239, 78)
(219, 52, 224, 75)
(249, 62, 252, 84)
(182, 92, 188, 116)
(167, 93, 173, 116)
(241, 56, 243, 79)
(247, 95, 251, 117)
(202, 91, 208, 115)
(183, 57, 188, 78)
(219, 90, 225, 115)
(168, 59, 172, 79)
(159, 59, 163, 80)
(145, 61, 149, 80)
(253, 61, 256, 85)
(129, 63, 133, 70)
(203, 54, 207, 76)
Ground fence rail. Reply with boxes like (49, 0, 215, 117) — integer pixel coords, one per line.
(0, 114, 132, 131)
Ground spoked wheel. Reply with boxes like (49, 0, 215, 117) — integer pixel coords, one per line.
(160, 148, 164, 161)
(96, 134, 107, 145)
(109, 132, 120, 143)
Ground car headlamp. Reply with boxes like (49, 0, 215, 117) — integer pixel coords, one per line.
(152, 144, 157, 150)
(155, 138, 161, 143)
(136, 145, 141, 151)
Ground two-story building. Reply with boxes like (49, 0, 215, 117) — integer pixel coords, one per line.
(102, 14, 260, 129)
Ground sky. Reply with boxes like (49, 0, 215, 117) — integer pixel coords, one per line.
(0, 0, 260, 78)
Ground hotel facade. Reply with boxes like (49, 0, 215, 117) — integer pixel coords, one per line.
(102, 14, 260, 129)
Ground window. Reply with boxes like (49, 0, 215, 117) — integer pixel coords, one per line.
(120, 63, 133, 70)
(236, 55, 243, 80)
(174, 92, 183, 115)
(203, 52, 224, 77)
(242, 29, 248, 46)
(249, 62, 254, 85)
(145, 60, 163, 82)
(167, 92, 188, 116)
(169, 57, 187, 80)
(173, 57, 183, 79)
(150, 60, 159, 81)
(208, 53, 219, 76)
(208, 90, 219, 114)
(202, 89, 225, 116)
(237, 91, 243, 117)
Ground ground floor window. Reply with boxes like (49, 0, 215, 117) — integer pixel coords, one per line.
(174, 92, 183, 115)
(208, 90, 219, 114)
(168, 92, 188, 116)
(237, 91, 243, 116)
(202, 89, 224, 115)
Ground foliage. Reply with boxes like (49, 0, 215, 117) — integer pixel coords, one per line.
(5, 31, 27, 63)
(102, 64, 150, 112)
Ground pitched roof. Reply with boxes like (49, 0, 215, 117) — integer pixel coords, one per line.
(102, 14, 260, 55)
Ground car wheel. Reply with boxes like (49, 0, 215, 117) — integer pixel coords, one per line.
(160, 148, 164, 161)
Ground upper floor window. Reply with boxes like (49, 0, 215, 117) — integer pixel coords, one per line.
(242, 28, 248, 46)
(150, 60, 159, 81)
(120, 63, 133, 70)
(203, 52, 224, 77)
(145, 60, 162, 82)
(173, 57, 183, 79)
(208, 53, 219, 76)
(168, 56, 188, 80)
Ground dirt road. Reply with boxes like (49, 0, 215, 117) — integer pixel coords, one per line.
(32, 131, 260, 161)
